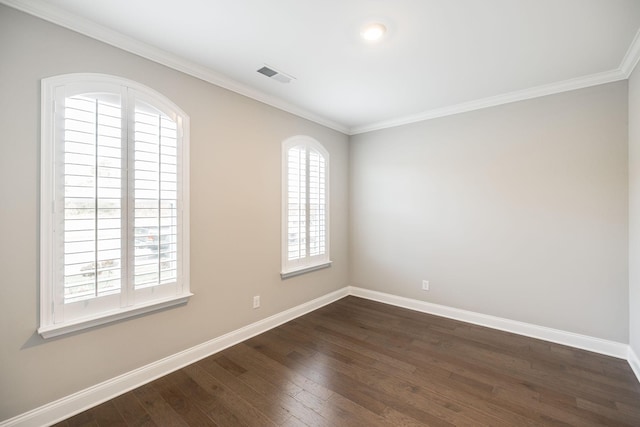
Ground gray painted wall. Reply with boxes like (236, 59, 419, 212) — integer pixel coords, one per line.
(629, 64, 640, 358)
(350, 82, 629, 342)
(0, 6, 349, 420)
(1, 3, 637, 422)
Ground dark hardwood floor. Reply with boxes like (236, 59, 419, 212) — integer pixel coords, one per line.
(54, 296, 640, 426)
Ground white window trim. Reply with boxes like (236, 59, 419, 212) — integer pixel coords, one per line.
(40, 73, 191, 338)
(281, 135, 331, 279)
(280, 262, 332, 279)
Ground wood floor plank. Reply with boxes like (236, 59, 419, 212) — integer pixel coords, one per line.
(341, 309, 636, 412)
(236, 369, 330, 426)
(345, 297, 636, 394)
(64, 408, 98, 427)
(197, 355, 291, 424)
(55, 296, 640, 426)
(166, 369, 247, 426)
(278, 414, 308, 427)
(288, 318, 418, 374)
(270, 322, 497, 426)
(182, 363, 278, 427)
(247, 332, 393, 417)
(112, 392, 157, 427)
(229, 343, 335, 401)
(291, 316, 536, 425)
(290, 302, 640, 426)
(132, 383, 188, 427)
(152, 376, 218, 426)
(90, 401, 127, 427)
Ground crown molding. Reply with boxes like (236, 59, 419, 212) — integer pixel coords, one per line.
(620, 28, 640, 77)
(3, 0, 639, 136)
(350, 69, 627, 135)
(0, 0, 350, 135)
(351, 27, 640, 135)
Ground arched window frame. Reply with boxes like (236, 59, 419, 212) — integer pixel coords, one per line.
(281, 136, 331, 279)
(40, 73, 191, 338)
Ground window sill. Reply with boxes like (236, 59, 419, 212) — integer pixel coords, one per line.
(281, 261, 332, 279)
(37, 293, 193, 339)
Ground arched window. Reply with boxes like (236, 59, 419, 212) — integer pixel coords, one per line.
(281, 136, 331, 278)
(40, 74, 191, 337)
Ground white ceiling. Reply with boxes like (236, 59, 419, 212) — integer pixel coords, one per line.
(6, 0, 640, 134)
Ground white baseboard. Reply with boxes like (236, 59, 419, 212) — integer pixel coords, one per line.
(629, 346, 640, 382)
(3, 285, 638, 426)
(0, 287, 349, 427)
(348, 286, 630, 359)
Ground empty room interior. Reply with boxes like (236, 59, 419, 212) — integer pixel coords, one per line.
(4, 0, 640, 425)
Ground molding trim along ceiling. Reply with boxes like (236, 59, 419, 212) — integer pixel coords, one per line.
(620, 26, 640, 77)
(349, 70, 627, 134)
(0, 0, 349, 135)
(1, 286, 637, 427)
(3, 0, 640, 135)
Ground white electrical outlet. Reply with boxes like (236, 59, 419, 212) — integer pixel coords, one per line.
(253, 295, 260, 309)
(422, 280, 429, 291)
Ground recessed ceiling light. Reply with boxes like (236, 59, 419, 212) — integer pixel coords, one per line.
(360, 23, 387, 42)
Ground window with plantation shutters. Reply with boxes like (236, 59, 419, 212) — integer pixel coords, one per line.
(281, 136, 331, 278)
(40, 74, 191, 338)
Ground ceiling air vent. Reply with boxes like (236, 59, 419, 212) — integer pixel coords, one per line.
(257, 65, 295, 84)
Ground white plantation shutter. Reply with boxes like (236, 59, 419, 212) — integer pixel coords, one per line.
(308, 150, 326, 257)
(287, 146, 306, 261)
(40, 74, 191, 338)
(62, 94, 123, 304)
(132, 102, 179, 289)
(282, 136, 330, 278)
